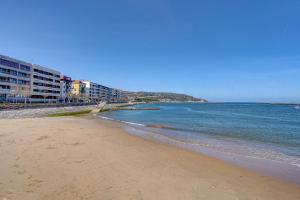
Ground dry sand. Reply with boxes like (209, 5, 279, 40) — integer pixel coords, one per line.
(0, 116, 300, 200)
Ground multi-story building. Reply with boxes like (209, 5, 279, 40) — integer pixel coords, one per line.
(0, 55, 32, 102)
(60, 75, 72, 102)
(31, 65, 61, 102)
(80, 81, 128, 103)
(82, 81, 101, 102)
(110, 89, 128, 103)
(72, 80, 86, 101)
(0, 54, 128, 104)
(99, 85, 110, 102)
(0, 54, 62, 103)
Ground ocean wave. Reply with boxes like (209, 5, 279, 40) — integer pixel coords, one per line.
(120, 120, 145, 126)
(124, 125, 300, 168)
(100, 116, 145, 126)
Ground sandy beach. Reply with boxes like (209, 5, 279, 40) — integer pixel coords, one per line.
(1, 116, 300, 200)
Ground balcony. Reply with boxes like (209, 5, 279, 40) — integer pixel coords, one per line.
(0, 88, 10, 94)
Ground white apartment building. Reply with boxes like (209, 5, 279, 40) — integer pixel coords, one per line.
(31, 65, 61, 102)
(0, 55, 32, 102)
(0, 54, 62, 103)
(82, 80, 102, 101)
(0, 54, 127, 103)
(81, 80, 125, 102)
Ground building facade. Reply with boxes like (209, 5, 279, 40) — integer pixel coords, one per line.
(82, 81, 99, 101)
(0, 55, 32, 103)
(60, 75, 72, 102)
(110, 89, 128, 103)
(72, 80, 86, 101)
(76, 80, 128, 103)
(31, 65, 61, 102)
(0, 54, 127, 104)
(0, 54, 62, 103)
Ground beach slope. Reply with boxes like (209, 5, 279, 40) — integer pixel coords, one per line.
(0, 117, 300, 200)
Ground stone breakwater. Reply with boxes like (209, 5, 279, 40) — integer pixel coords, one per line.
(0, 105, 96, 119)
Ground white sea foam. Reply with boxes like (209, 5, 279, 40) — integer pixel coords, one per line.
(120, 120, 145, 126)
(100, 116, 145, 126)
(123, 125, 300, 184)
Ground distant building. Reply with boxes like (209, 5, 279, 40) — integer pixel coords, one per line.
(110, 89, 128, 103)
(79, 80, 129, 103)
(100, 85, 110, 102)
(60, 75, 72, 102)
(72, 80, 86, 101)
(82, 80, 101, 102)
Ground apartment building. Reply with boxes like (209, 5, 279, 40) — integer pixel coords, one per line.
(60, 75, 72, 102)
(77, 80, 127, 103)
(110, 89, 128, 103)
(31, 65, 61, 102)
(0, 55, 32, 102)
(0, 54, 62, 103)
(99, 85, 110, 102)
(0, 54, 127, 103)
(71, 80, 86, 100)
(82, 80, 101, 101)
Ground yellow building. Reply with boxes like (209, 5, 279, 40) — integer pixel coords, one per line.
(72, 80, 86, 96)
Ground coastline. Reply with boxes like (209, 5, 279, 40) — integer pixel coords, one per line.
(123, 123, 300, 184)
(99, 115, 300, 185)
(99, 102, 300, 184)
(1, 116, 300, 199)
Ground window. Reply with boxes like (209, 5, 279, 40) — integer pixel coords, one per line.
(20, 72, 30, 77)
(34, 68, 53, 76)
(33, 75, 53, 82)
(0, 58, 19, 69)
(20, 64, 31, 71)
(0, 77, 9, 82)
(0, 85, 10, 89)
(10, 78, 18, 84)
(17, 80, 29, 85)
(33, 82, 60, 88)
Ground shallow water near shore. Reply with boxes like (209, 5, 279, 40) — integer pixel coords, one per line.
(99, 103, 300, 184)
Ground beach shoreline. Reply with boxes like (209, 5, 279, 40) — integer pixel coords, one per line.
(1, 116, 300, 199)
(113, 119, 300, 185)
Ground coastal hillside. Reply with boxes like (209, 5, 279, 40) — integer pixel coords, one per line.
(124, 91, 208, 103)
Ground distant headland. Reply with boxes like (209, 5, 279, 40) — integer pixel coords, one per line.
(124, 91, 208, 103)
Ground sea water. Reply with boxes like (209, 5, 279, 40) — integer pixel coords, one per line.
(99, 103, 300, 183)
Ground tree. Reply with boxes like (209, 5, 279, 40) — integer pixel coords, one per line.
(43, 92, 48, 104)
(10, 87, 17, 104)
(20, 87, 30, 104)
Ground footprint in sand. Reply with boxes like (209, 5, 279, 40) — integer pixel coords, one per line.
(17, 170, 27, 175)
(12, 164, 19, 168)
(63, 142, 84, 146)
(36, 135, 51, 141)
(73, 160, 85, 164)
(66, 160, 85, 164)
(46, 145, 56, 150)
(6, 139, 16, 144)
(27, 179, 43, 190)
(33, 179, 43, 184)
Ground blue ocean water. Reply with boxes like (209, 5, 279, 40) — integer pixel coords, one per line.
(99, 103, 300, 168)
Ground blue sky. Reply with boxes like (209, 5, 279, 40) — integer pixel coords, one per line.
(0, 0, 300, 102)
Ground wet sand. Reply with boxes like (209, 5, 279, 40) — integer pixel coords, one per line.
(0, 116, 300, 200)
